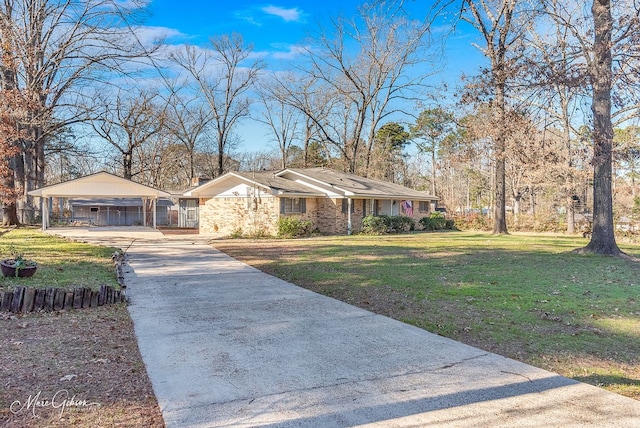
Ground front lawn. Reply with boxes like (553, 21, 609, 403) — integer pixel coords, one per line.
(213, 231, 640, 399)
(0, 228, 118, 290)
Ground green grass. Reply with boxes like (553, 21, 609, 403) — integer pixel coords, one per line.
(214, 231, 640, 399)
(0, 227, 119, 290)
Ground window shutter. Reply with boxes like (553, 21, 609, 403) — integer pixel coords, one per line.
(363, 199, 367, 216)
(280, 198, 285, 214)
(342, 199, 347, 214)
(301, 198, 306, 213)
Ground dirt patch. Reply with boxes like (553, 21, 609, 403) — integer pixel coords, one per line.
(0, 304, 164, 427)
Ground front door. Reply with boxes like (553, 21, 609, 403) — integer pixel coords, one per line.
(179, 199, 199, 228)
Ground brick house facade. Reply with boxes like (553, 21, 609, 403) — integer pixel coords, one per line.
(187, 168, 437, 236)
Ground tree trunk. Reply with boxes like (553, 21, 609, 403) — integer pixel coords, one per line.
(513, 193, 521, 217)
(493, 155, 508, 233)
(431, 149, 437, 196)
(561, 95, 576, 234)
(123, 152, 133, 180)
(217, 149, 224, 178)
(493, 84, 508, 234)
(1, 156, 19, 226)
(567, 197, 576, 234)
(1, 203, 19, 226)
(580, 0, 620, 255)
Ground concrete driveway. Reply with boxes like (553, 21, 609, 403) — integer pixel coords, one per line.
(49, 228, 640, 427)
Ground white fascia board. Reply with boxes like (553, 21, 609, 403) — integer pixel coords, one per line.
(291, 178, 344, 197)
(277, 171, 344, 198)
(186, 173, 271, 197)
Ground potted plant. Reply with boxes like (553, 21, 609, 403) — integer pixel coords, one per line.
(1, 246, 37, 278)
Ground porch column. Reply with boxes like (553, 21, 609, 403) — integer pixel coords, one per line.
(347, 197, 352, 235)
(153, 198, 157, 229)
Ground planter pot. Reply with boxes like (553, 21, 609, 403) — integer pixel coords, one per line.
(1, 260, 37, 278)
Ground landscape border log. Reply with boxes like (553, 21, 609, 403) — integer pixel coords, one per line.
(82, 288, 92, 308)
(22, 287, 36, 312)
(45, 288, 55, 311)
(64, 291, 74, 310)
(34, 289, 45, 311)
(54, 289, 65, 311)
(73, 288, 83, 309)
(12, 287, 24, 312)
(98, 285, 107, 306)
(1, 291, 13, 311)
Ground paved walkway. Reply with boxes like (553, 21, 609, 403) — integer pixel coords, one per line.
(49, 228, 640, 427)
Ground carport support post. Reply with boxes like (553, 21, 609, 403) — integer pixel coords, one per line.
(142, 198, 147, 227)
(40, 196, 49, 230)
(153, 198, 157, 229)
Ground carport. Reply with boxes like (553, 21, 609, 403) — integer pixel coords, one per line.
(28, 172, 171, 230)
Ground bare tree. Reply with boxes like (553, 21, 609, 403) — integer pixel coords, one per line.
(267, 72, 333, 168)
(163, 80, 213, 185)
(299, 5, 432, 174)
(523, 0, 591, 233)
(91, 90, 165, 180)
(461, 0, 536, 234)
(256, 77, 302, 169)
(171, 34, 263, 177)
(0, 0, 158, 223)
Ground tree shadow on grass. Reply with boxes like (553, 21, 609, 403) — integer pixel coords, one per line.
(573, 374, 640, 389)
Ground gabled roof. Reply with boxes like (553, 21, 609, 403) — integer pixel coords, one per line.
(28, 172, 171, 198)
(184, 171, 324, 198)
(186, 168, 437, 201)
(280, 168, 437, 201)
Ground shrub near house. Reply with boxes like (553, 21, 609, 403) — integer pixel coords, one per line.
(362, 215, 415, 235)
(277, 217, 314, 238)
(419, 212, 455, 231)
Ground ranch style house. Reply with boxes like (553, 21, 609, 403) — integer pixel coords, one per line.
(29, 168, 438, 235)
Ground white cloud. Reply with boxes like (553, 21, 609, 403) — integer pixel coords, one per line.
(271, 44, 309, 60)
(262, 5, 305, 23)
(131, 26, 187, 46)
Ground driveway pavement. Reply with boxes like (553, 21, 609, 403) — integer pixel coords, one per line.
(49, 227, 640, 427)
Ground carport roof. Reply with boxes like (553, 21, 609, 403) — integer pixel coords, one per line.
(28, 172, 171, 199)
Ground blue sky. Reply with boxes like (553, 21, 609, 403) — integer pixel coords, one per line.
(145, 1, 366, 48)
(141, 1, 486, 152)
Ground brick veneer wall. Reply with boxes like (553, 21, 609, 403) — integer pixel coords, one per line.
(199, 196, 280, 236)
(199, 196, 429, 236)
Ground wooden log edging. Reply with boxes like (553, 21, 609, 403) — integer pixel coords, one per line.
(0, 250, 128, 314)
(0, 285, 126, 313)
